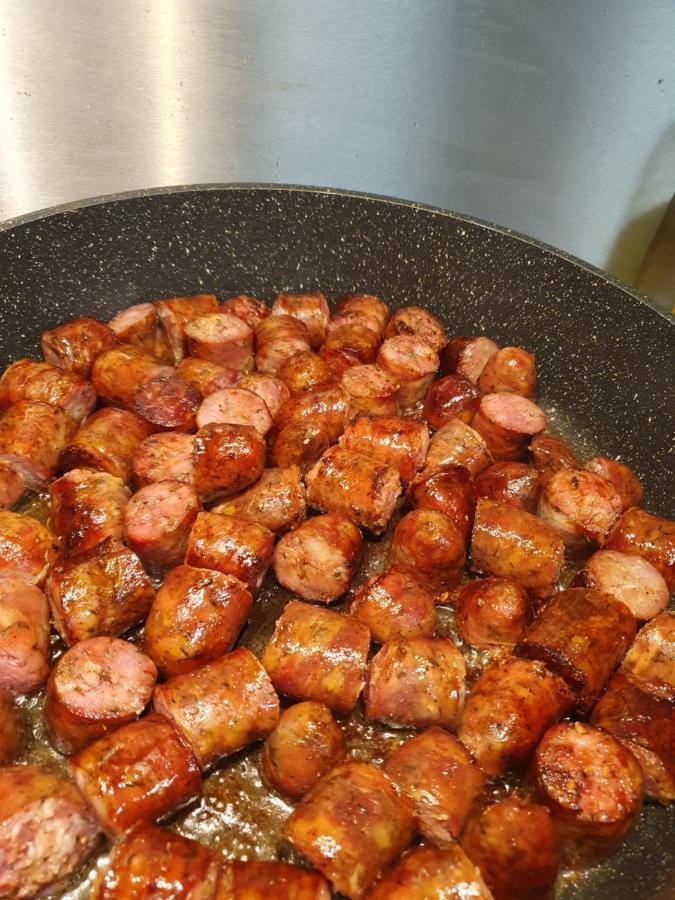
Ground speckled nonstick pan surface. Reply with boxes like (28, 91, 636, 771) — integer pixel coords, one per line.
(0, 185, 673, 898)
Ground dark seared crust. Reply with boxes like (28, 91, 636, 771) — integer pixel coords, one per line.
(319, 323, 380, 378)
(132, 374, 200, 432)
(275, 384, 350, 444)
(60, 408, 151, 482)
(477, 346, 536, 398)
(529, 433, 579, 473)
(474, 461, 541, 513)
(407, 465, 476, 541)
(193, 422, 266, 502)
(423, 374, 480, 429)
(278, 350, 332, 396)
(185, 511, 275, 593)
(41, 316, 118, 377)
(91, 344, 174, 409)
(389, 509, 465, 596)
(217, 860, 330, 899)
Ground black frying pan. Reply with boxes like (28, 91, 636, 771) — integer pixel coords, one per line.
(0, 185, 673, 898)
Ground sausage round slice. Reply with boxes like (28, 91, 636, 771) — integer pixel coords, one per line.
(0, 358, 96, 423)
(220, 293, 270, 329)
(423, 418, 493, 477)
(276, 383, 350, 444)
(477, 346, 537, 398)
(529, 432, 579, 475)
(456, 577, 533, 648)
(41, 316, 118, 376)
(333, 293, 390, 339)
(621, 612, 675, 700)
(184, 311, 254, 370)
(0, 463, 24, 510)
(132, 373, 200, 432)
(0, 400, 76, 489)
(384, 727, 486, 847)
(472, 393, 546, 461)
(423, 374, 480, 429)
(218, 861, 330, 899)
(0, 577, 50, 696)
(132, 432, 196, 487)
(237, 372, 291, 420)
(460, 798, 560, 899)
(176, 356, 240, 396)
(339, 415, 429, 484)
(154, 294, 219, 363)
(533, 722, 643, 864)
(123, 481, 200, 572)
(273, 512, 362, 603)
(278, 350, 332, 397)
(193, 422, 265, 502)
(45, 636, 157, 755)
(196, 386, 273, 435)
(153, 647, 279, 769)
(350, 565, 436, 643)
(383, 305, 447, 351)
(0, 765, 101, 900)
(376, 335, 439, 409)
(440, 335, 499, 383)
(474, 460, 541, 512)
(604, 507, 675, 592)
(261, 700, 346, 798)
(269, 417, 332, 471)
(255, 314, 312, 374)
(212, 466, 306, 534)
(272, 292, 330, 348)
(369, 844, 493, 900)
(538, 467, 623, 554)
(577, 550, 669, 620)
(341, 363, 400, 418)
(407, 465, 476, 541)
(0, 694, 22, 764)
(185, 512, 275, 593)
(91, 344, 174, 409)
(49, 467, 130, 557)
(585, 455, 643, 510)
(61, 408, 151, 482)
(108, 302, 173, 363)
(320, 323, 380, 378)
(0, 510, 56, 584)
(389, 509, 465, 598)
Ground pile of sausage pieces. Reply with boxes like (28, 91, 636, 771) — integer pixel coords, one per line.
(0, 291, 672, 899)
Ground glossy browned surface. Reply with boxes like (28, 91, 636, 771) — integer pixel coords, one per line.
(185, 511, 275, 593)
(538, 468, 623, 554)
(0, 461, 24, 509)
(621, 612, 675, 700)
(154, 294, 219, 364)
(474, 461, 541, 513)
(108, 302, 174, 363)
(213, 466, 306, 534)
(0, 576, 50, 696)
(193, 422, 265, 502)
(584, 455, 643, 511)
(339, 414, 429, 484)
(269, 416, 332, 471)
(236, 373, 290, 420)
(217, 860, 330, 899)
(0, 694, 22, 764)
(605, 507, 675, 592)
(424, 417, 493, 476)
(341, 363, 400, 418)
(0, 399, 76, 489)
(49, 468, 129, 557)
(333, 293, 390, 339)
(132, 431, 196, 487)
(369, 844, 493, 900)
(456, 577, 533, 648)
(320, 322, 379, 378)
(184, 311, 254, 370)
(41, 316, 117, 377)
(407, 464, 476, 540)
(61, 408, 151, 482)
(529, 432, 579, 474)
(220, 294, 269, 330)
(0, 358, 96, 423)
(473, 393, 546, 461)
(177, 356, 239, 396)
(423, 373, 480, 428)
(349, 565, 436, 642)
(254, 314, 311, 374)
(478, 346, 537, 398)
(91, 343, 174, 409)
(376, 335, 439, 409)
(439, 335, 498, 383)
(383, 305, 447, 351)
(0, 508, 56, 583)
(132, 373, 200, 432)
(278, 350, 332, 396)
(389, 508, 465, 596)
(276, 383, 350, 444)
(272, 292, 330, 349)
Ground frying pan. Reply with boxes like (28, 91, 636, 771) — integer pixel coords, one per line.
(0, 185, 673, 898)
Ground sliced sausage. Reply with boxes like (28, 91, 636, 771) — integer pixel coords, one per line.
(283, 761, 413, 900)
(456, 577, 533, 648)
(218, 861, 330, 899)
(604, 507, 675, 592)
(333, 293, 390, 339)
(278, 350, 332, 397)
(41, 316, 118, 376)
(276, 383, 350, 444)
(529, 432, 579, 475)
(184, 311, 254, 370)
(108, 301, 174, 363)
(0, 510, 56, 584)
(0, 765, 101, 899)
(261, 600, 370, 713)
(439, 335, 499, 383)
(533, 721, 643, 864)
(383, 305, 447, 351)
(350, 565, 436, 643)
(339, 415, 429, 484)
(237, 371, 291, 419)
(516, 587, 636, 711)
(457, 656, 573, 777)
(472, 393, 546, 461)
(46, 538, 154, 645)
(470, 498, 564, 597)
(0, 400, 76, 489)
(49, 467, 130, 556)
(154, 647, 279, 769)
(477, 346, 536, 398)
(124, 481, 200, 572)
(185, 511, 275, 593)
(369, 844, 493, 900)
(193, 422, 265, 502)
(70, 711, 201, 835)
(585, 455, 643, 511)
(305, 445, 401, 535)
(176, 356, 240, 395)
(273, 512, 362, 603)
(0, 694, 22, 764)
(143, 565, 252, 677)
(255, 314, 311, 374)
(341, 363, 400, 418)
(269, 417, 332, 471)
(261, 700, 346, 798)
(212, 465, 306, 534)
(384, 727, 486, 846)
(389, 509, 465, 597)
(407, 465, 476, 541)
(0, 358, 96, 423)
(460, 798, 560, 899)
(196, 386, 273, 436)
(132, 431, 196, 487)
(45, 636, 157, 755)
(474, 461, 541, 512)
(61, 407, 151, 482)
(219, 293, 270, 329)
(154, 294, 219, 363)
(423, 374, 480, 428)
(577, 549, 669, 620)
(91, 343, 174, 408)
(272, 291, 330, 348)
(621, 612, 675, 700)
(376, 335, 439, 409)
(423, 418, 493, 477)
(132, 373, 200, 432)
(0, 463, 24, 510)
(0, 577, 50, 696)
(320, 322, 380, 378)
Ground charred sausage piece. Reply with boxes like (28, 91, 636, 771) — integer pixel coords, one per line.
(261, 600, 370, 713)
(261, 700, 346, 799)
(320, 323, 380, 379)
(132, 432, 196, 488)
(529, 432, 579, 476)
(365, 638, 465, 729)
(538, 468, 623, 555)
(439, 335, 499, 383)
(368, 844, 493, 900)
(45, 636, 157, 755)
(124, 481, 200, 573)
(212, 466, 306, 534)
(389, 509, 465, 597)
(276, 383, 351, 444)
(384, 727, 486, 846)
(154, 294, 219, 363)
(474, 461, 541, 513)
(305, 446, 401, 535)
(50, 467, 130, 556)
(584, 455, 643, 511)
(0, 400, 76, 489)
(61, 408, 151, 482)
(46, 538, 154, 645)
(272, 292, 330, 349)
(193, 422, 265, 502)
(184, 312, 254, 370)
(424, 418, 493, 477)
(0, 510, 57, 584)
(273, 512, 362, 603)
(350, 565, 436, 643)
(460, 798, 560, 899)
(472, 393, 546, 461)
(220, 293, 270, 330)
(533, 722, 643, 864)
(423, 374, 480, 428)
(269, 417, 332, 471)
(621, 612, 675, 699)
(196, 386, 273, 436)
(477, 346, 536, 398)
(470, 498, 564, 597)
(0, 358, 96, 423)
(604, 507, 675, 592)
(93, 823, 220, 900)
(70, 711, 201, 835)
(185, 511, 275, 593)
(0, 694, 22, 764)
(333, 293, 390, 339)
(41, 316, 118, 376)
(341, 363, 400, 418)
(154, 647, 279, 769)
(217, 860, 330, 899)
(0, 765, 101, 899)
(577, 549, 669, 620)
(132, 373, 200, 432)
(0, 463, 24, 510)
(108, 302, 174, 363)
(407, 465, 476, 541)
(238, 372, 291, 419)
(278, 350, 333, 397)
(376, 336, 439, 409)
(284, 761, 414, 900)
(176, 356, 240, 396)
(339, 415, 429, 484)
(143, 565, 252, 677)
(457, 657, 573, 776)
(456, 577, 533, 648)
(0, 577, 50, 696)
(91, 344, 174, 409)
(383, 305, 447, 352)
(255, 314, 312, 374)
(516, 587, 636, 711)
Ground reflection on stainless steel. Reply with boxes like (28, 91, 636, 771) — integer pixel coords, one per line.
(0, 0, 674, 284)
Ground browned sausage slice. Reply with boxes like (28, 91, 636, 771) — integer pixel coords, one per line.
(212, 466, 306, 534)
(584, 455, 643, 510)
(255, 314, 312, 374)
(196, 386, 273, 435)
(276, 383, 350, 444)
(350, 565, 436, 643)
(383, 305, 447, 351)
(193, 422, 265, 502)
(154, 294, 219, 363)
(477, 346, 536, 398)
(185, 511, 275, 593)
(369, 844, 493, 900)
(49, 467, 130, 556)
(278, 350, 332, 397)
(108, 302, 174, 363)
(456, 577, 533, 648)
(0, 577, 50, 696)
(184, 312, 254, 370)
(604, 507, 675, 592)
(132, 432, 196, 487)
(341, 363, 400, 418)
(320, 323, 380, 379)
(91, 344, 174, 409)
(389, 509, 465, 597)
(423, 418, 493, 477)
(0, 463, 24, 510)
(269, 417, 332, 471)
(423, 374, 480, 428)
(272, 292, 330, 348)
(472, 393, 546, 461)
(577, 550, 669, 620)
(339, 415, 429, 484)
(407, 465, 477, 540)
(61, 408, 151, 482)
(132, 373, 200, 432)
(529, 432, 579, 475)
(0, 358, 96, 423)
(538, 468, 623, 554)
(123, 481, 200, 572)
(0, 400, 76, 489)
(41, 316, 118, 376)
(474, 461, 541, 512)
(0, 510, 57, 584)
(333, 293, 390, 338)
(217, 860, 330, 899)
(238, 372, 291, 419)
(219, 293, 270, 329)
(621, 612, 675, 699)
(440, 335, 499, 383)
(376, 335, 439, 409)
(176, 356, 240, 396)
